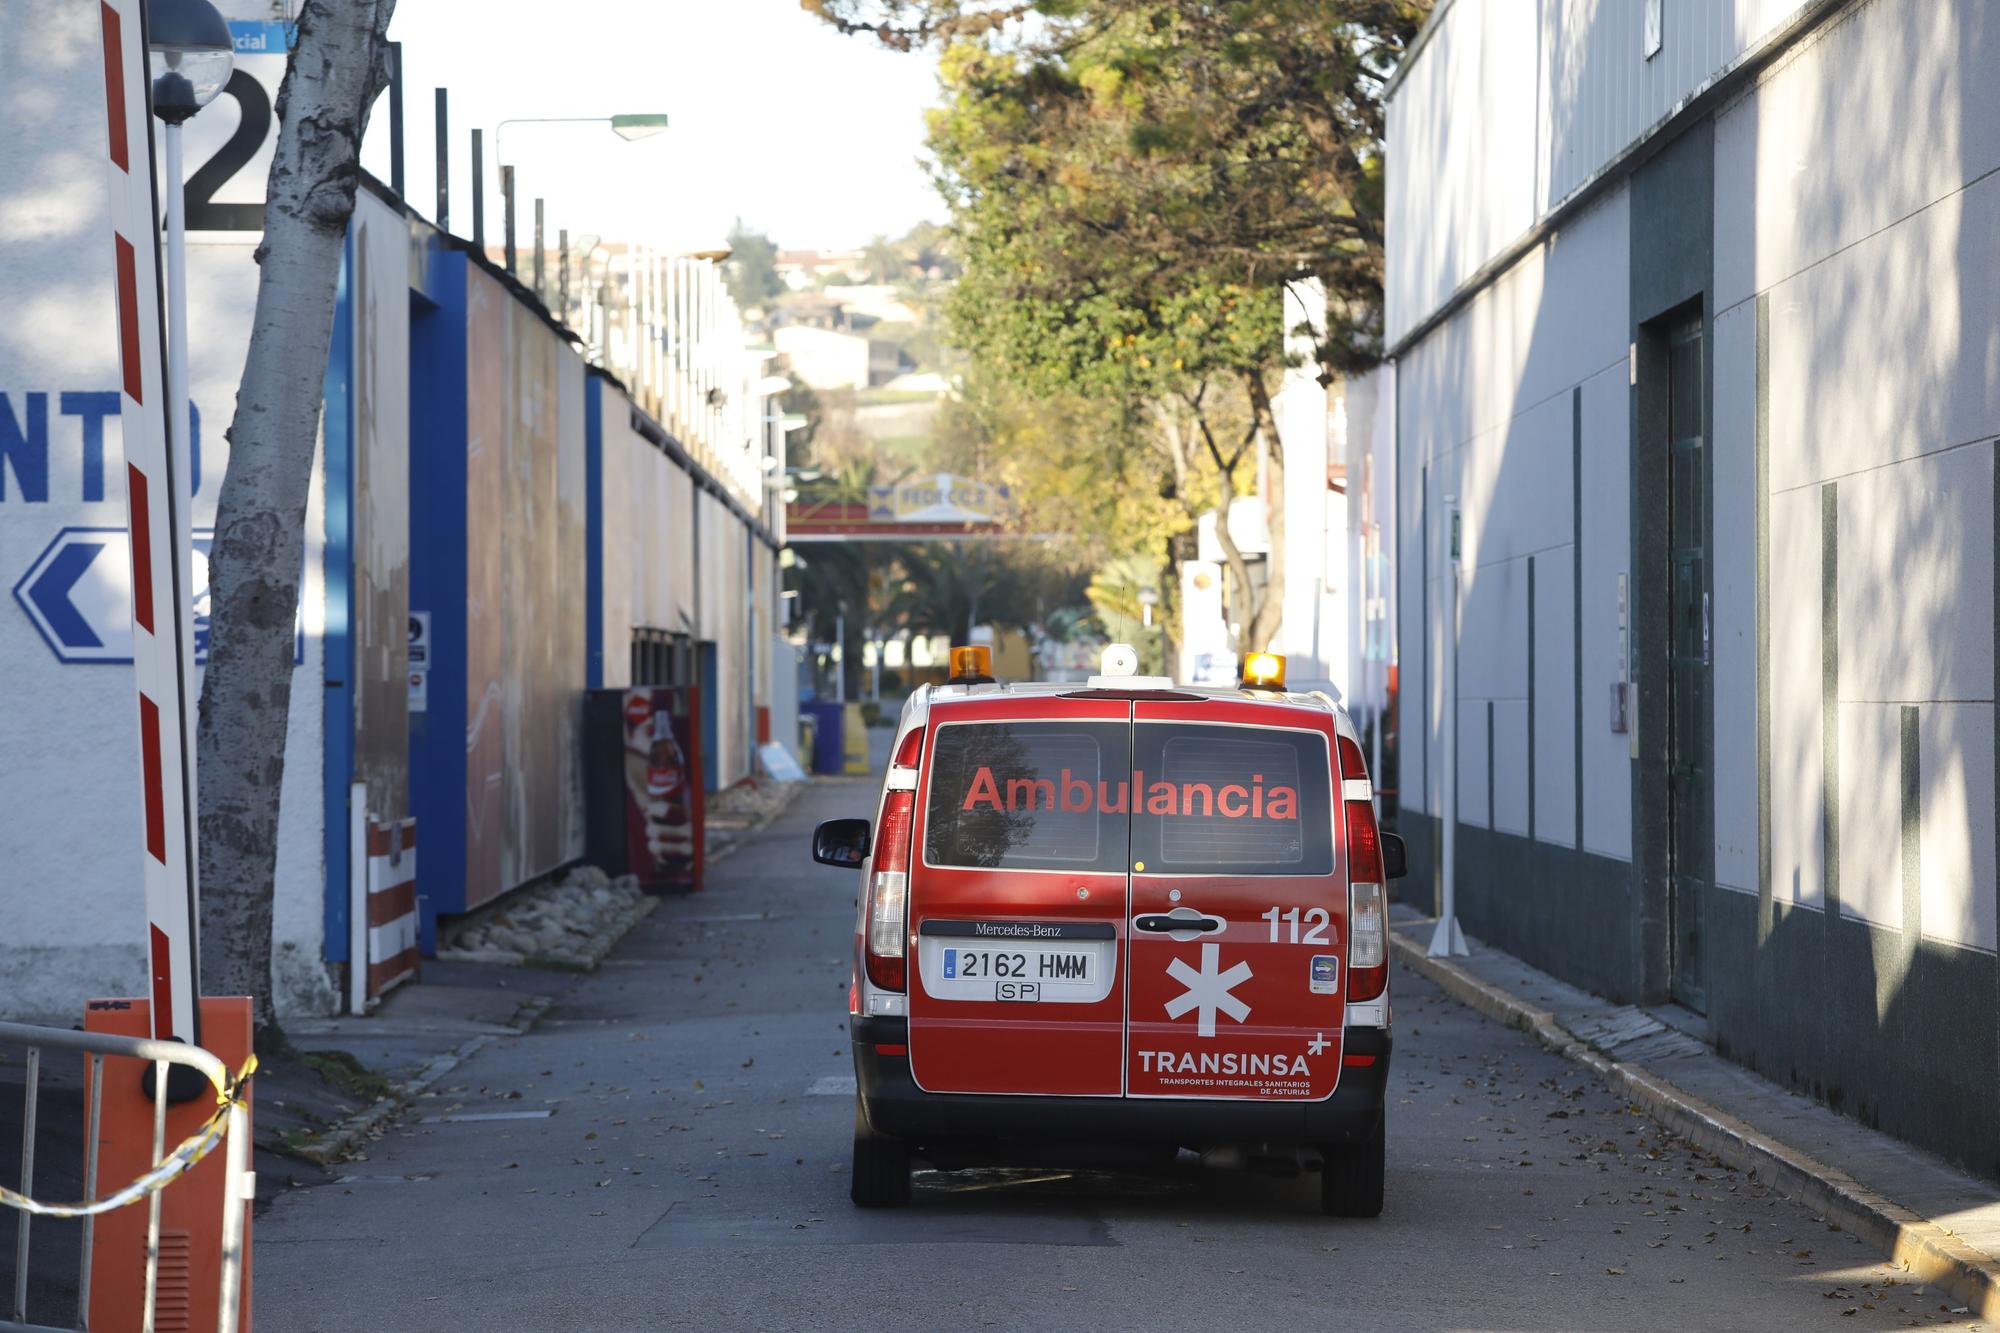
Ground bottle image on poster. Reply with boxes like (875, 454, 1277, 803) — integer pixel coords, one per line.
(621, 688, 704, 890)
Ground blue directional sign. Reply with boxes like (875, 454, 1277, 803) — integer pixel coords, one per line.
(12, 526, 213, 665)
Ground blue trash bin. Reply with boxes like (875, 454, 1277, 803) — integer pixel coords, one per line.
(804, 700, 845, 775)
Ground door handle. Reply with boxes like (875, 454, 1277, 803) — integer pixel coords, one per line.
(1134, 912, 1224, 935)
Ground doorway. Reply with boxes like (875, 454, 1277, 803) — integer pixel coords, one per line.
(1665, 320, 1709, 1013)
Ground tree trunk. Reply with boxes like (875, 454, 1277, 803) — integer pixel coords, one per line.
(1241, 370, 1286, 653)
(1183, 389, 1264, 658)
(198, 0, 397, 1039)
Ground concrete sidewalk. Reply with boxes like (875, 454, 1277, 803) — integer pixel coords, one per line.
(1391, 906, 2000, 1321)
(268, 775, 809, 1165)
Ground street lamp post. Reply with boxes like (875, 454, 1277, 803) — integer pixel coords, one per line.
(148, 0, 233, 581)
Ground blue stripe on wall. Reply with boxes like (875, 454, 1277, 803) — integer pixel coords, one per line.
(406, 245, 470, 952)
(321, 234, 356, 964)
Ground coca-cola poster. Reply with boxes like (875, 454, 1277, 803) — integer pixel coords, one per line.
(621, 687, 704, 891)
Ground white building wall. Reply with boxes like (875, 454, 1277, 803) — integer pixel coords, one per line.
(1389, 0, 1825, 343)
(1271, 280, 1345, 689)
(772, 325, 871, 393)
(598, 389, 698, 687)
(1709, 0, 2000, 951)
(1385, 1, 1540, 345)
(1393, 184, 1631, 861)
(0, 2, 329, 1019)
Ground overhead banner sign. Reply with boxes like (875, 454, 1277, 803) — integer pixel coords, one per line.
(867, 473, 1010, 523)
(789, 473, 1015, 542)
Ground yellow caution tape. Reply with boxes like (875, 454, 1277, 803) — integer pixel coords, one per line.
(0, 1053, 258, 1219)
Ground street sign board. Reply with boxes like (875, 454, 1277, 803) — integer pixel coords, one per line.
(14, 526, 211, 663)
(12, 525, 302, 667)
(408, 610, 430, 711)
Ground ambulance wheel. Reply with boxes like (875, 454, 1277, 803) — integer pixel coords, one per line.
(850, 1101, 911, 1208)
(1319, 1118, 1384, 1218)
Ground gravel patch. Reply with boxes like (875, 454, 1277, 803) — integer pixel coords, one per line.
(439, 865, 656, 970)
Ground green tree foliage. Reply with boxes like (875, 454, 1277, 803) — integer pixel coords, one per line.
(722, 218, 784, 311)
(925, 25, 1294, 647)
(812, 0, 1424, 369)
(812, 0, 1426, 654)
(898, 219, 962, 279)
(862, 233, 904, 284)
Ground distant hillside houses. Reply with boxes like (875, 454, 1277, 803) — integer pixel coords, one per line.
(774, 324, 914, 391)
(775, 248, 867, 290)
(770, 286, 921, 391)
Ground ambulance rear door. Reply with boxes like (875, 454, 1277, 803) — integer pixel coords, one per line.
(1124, 700, 1346, 1100)
(906, 696, 1132, 1096)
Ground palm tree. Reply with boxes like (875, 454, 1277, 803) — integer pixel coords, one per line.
(861, 233, 902, 285)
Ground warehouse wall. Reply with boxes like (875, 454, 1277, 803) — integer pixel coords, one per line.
(1699, 0, 1999, 1170)
(1394, 183, 1636, 997)
(588, 372, 781, 791)
(1388, 0, 2000, 1175)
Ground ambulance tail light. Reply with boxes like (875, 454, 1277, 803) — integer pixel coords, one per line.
(865, 789, 915, 992)
(1339, 734, 1389, 1002)
(1349, 881, 1387, 1001)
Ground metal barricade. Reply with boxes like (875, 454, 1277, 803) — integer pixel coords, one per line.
(0, 1022, 250, 1333)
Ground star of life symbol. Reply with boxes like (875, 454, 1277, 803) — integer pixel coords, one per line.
(1164, 943, 1253, 1038)
(1306, 1032, 1330, 1056)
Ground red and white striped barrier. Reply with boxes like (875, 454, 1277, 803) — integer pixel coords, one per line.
(364, 819, 420, 1002)
(99, 0, 203, 1043)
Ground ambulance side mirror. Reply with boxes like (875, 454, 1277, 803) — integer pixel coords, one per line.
(813, 818, 872, 868)
(1381, 832, 1408, 881)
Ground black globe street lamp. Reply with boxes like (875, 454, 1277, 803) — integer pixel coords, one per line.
(147, 0, 234, 124)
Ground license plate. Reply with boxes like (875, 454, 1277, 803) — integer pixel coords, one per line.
(942, 946, 1096, 984)
(917, 921, 1117, 1004)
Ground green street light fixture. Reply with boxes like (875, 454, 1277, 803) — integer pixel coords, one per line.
(494, 112, 670, 161)
(610, 113, 670, 141)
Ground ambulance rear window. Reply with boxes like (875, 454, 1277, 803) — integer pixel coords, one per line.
(923, 720, 1130, 872)
(1131, 724, 1333, 875)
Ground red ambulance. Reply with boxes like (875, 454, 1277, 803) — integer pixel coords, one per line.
(812, 645, 1405, 1215)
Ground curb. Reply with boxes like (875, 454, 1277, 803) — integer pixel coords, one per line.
(1390, 931, 2000, 1321)
(292, 993, 555, 1166)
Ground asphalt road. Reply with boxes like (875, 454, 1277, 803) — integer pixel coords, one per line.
(258, 776, 1981, 1332)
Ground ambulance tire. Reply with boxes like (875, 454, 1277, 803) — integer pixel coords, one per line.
(851, 1101, 912, 1208)
(1319, 1118, 1385, 1218)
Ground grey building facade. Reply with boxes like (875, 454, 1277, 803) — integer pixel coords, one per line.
(1387, 0, 2000, 1176)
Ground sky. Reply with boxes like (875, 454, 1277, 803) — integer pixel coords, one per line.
(354, 0, 944, 254)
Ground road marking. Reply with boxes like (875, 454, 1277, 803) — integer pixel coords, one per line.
(806, 1075, 856, 1096)
(424, 1109, 554, 1123)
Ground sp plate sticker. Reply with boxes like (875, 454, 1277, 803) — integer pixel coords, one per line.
(1309, 954, 1340, 995)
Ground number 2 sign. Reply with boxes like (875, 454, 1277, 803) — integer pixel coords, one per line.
(175, 22, 289, 237)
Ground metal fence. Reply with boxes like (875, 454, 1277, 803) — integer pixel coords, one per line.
(0, 1022, 250, 1333)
